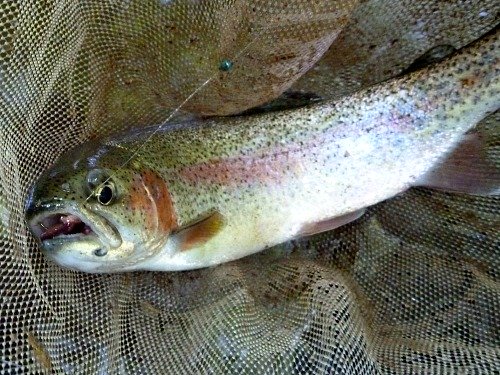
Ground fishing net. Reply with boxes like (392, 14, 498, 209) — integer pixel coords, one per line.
(1, 0, 499, 373)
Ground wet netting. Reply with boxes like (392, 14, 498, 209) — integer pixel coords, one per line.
(1, 1, 499, 374)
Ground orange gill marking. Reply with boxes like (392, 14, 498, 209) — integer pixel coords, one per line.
(130, 169, 177, 235)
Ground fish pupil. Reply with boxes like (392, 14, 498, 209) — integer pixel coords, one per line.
(97, 185, 114, 205)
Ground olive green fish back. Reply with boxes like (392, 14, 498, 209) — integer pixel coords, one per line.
(0, 1, 499, 374)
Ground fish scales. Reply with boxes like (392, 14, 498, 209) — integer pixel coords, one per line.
(25, 30, 499, 272)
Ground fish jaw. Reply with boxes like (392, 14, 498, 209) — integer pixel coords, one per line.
(26, 201, 124, 268)
(43, 237, 114, 273)
(26, 199, 173, 273)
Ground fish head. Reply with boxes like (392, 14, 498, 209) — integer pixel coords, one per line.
(25, 142, 177, 273)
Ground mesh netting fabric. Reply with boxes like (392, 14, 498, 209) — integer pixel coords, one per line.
(0, 1, 499, 374)
(291, 1, 500, 100)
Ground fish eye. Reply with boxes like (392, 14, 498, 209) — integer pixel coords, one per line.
(96, 182, 116, 205)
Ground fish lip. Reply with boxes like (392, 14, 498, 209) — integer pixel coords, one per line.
(27, 202, 122, 249)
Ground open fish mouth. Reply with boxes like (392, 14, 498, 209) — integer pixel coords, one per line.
(27, 206, 122, 248)
(35, 213, 94, 240)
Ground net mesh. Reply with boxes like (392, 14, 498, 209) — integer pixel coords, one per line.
(1, 1, 499, 374)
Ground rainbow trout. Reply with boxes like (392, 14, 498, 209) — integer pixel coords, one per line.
(26, 31, 499, 273)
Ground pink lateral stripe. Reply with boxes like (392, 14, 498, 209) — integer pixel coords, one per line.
(178, 146, 307, 186)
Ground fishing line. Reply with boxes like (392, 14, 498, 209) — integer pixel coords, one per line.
(85, 25, 268, 203)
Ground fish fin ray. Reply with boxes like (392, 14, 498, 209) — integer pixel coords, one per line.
(417, 131, 500, 196)
(174, 212, 225, 251)
(297, 209, 365, 237)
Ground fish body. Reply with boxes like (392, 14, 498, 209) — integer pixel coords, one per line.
(26, 31, 499, 273)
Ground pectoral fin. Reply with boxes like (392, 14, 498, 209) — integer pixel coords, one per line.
(298, 209, 365, 237)
(173, 212, 225, 251)
(417, 131, 499, 196)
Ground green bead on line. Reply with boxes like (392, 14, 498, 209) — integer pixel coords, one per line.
(219, 59, 234, 72)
